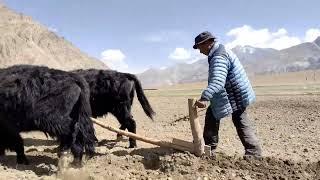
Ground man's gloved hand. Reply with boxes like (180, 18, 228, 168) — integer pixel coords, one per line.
(194, 99, 208, 108)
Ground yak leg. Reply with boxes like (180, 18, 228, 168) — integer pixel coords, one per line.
(116, 124, 126, 139)
(0, 120, 29, 164)
(33, 84, 87, 165)
(0, 148, 5, 156)
(15, 134, 29, 165)
(114, 103, 137, 148)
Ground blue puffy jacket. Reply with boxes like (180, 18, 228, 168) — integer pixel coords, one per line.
(200, 42, 256, 119)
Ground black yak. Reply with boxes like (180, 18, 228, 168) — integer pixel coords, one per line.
(74, 69, 155, 148)
(0, 65, 96, 165)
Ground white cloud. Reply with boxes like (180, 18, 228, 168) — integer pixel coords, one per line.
(160, 66, 168, 70)
(100, 49, 128, 72)
(226, 25, 301, 50)
(168, 48, 206, 64)
(169, 48, 191, 61)
(187, 51, 207, 64)
(48, 27, 58, 32)
(268, 36, 301, 49)
(272, 28, 287, 37)
(304, 28, 320, 42)
(128, 67, 150, 74)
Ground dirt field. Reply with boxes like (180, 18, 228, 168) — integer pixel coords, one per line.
(0, 78, 320, 179)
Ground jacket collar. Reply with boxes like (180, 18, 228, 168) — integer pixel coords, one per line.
(208, 41, 220, 57)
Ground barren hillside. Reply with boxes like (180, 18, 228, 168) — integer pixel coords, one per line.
(0, 4, 107, 70)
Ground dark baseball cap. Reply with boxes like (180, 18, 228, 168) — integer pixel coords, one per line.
(193, 31, 215, 49)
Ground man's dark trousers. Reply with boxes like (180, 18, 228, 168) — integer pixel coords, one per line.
(203, 106, 262, 156)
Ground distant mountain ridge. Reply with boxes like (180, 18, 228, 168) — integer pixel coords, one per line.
(0, 4, 107, 70)
(138, 37, 320, 88)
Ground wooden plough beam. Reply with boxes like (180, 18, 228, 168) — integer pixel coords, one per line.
(91, 98, 211, 156)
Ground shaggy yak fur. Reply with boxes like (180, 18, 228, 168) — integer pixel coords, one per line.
(0, 65, 96, 165)
(74, 69, 155, 148)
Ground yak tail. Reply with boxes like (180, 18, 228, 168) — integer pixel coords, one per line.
(125, 73, 155, 120)
(73, 79, 97, 155)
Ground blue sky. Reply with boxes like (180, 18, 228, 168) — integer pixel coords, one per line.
(2, 0, 320, 73)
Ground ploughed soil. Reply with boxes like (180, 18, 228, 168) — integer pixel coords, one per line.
(0, 94, 319, 180)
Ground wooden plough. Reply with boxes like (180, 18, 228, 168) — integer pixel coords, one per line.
(91, 98, 211, 156)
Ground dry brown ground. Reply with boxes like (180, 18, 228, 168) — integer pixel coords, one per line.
(0, 72, 320, 180)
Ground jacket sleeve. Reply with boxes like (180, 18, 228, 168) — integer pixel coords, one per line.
(200, 56, 230, 101)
